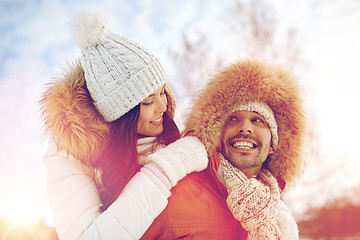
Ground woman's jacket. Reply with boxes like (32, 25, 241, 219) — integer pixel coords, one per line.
(41, 62, 174, 240)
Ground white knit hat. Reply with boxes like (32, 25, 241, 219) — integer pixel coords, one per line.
(233, 101, 278, 148)
(70, 9, 167, 122)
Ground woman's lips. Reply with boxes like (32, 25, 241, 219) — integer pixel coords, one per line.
(150, 117, 163, 125)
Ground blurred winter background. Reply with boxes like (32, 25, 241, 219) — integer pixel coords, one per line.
(1, 0, 360, 239)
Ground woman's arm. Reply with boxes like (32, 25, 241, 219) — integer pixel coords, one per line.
(45, 142, 170, 240)
(45, 136, 208, 240)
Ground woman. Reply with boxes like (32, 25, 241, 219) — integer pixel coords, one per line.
(40, 10, 208, 240)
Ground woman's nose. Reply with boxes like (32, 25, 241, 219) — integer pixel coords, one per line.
(156, 97, 167, 113)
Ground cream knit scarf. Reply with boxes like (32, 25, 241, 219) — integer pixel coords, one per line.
(219, 153, 283, 240)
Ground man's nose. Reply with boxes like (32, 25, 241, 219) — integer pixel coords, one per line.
(237, 120, 253, 134)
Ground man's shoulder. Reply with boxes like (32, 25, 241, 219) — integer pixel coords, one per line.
(141, 168, 245, 239)
(168, 168, 230, 217)
(171, 168, 218, 195)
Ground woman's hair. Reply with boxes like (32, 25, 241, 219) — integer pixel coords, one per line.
(97, 88, 180, 210)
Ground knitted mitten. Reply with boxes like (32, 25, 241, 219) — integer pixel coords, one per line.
(146, 136, 208, 186)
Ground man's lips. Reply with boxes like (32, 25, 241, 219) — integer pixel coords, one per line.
(230, 139, 257, 151)
(232, 140, 255, 148)
(228, 134, 261, 152)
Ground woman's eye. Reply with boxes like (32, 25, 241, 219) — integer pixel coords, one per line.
(142, 101, 153, 106)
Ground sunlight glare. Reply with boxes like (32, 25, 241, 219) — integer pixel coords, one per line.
(3, 198, 39, 226)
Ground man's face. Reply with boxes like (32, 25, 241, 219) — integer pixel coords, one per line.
(221, 110, 274, 171)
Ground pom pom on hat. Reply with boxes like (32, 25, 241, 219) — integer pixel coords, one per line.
(70, 9, 110, 50)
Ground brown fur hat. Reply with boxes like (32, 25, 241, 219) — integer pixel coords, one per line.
(40, 61, 176, 166)
(184, 59, 307, 184)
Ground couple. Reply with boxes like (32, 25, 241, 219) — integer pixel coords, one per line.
(41, 9, 306, 240)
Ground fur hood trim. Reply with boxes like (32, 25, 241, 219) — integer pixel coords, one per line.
(40, 61, 175, 165)
(40, 62, 110, 165)
(184, 60, 306, 184)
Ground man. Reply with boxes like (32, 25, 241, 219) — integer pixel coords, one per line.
(141, 59, 306, 239)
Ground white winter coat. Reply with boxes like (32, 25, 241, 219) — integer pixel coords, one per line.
(44, 140, 170, 240)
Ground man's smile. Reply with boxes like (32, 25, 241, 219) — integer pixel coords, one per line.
(231, 140, 256, 149)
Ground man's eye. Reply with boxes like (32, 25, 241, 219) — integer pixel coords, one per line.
(227, 116, 238, 122)
(252, 118, 265, 123)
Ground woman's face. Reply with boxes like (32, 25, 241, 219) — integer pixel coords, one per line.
(137, 85, 167, 137)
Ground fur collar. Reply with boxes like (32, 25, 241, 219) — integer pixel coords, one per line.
(40, 62, 110, 165)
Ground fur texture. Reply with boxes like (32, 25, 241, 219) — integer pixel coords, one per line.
(40, 62, 110, 165)
(40, 61, 176, 166)
(70, 9, 109, 50)
(184, 60, 307, 184)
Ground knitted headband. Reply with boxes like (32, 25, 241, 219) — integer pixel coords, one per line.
(70, 9, 167, 122)
(233, 101, 278, 148)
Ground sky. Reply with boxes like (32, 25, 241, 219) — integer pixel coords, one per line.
(1, 0, 360, 226)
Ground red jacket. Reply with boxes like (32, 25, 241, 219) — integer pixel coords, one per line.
(141, 151, 248, 239)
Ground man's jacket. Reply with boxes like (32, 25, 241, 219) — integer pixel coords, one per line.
(141, 150, 247, 239)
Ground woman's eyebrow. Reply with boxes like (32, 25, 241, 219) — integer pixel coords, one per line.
(148, 86, 166, 97)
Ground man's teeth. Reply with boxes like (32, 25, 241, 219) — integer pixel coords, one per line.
(232, 141, 254, 149)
